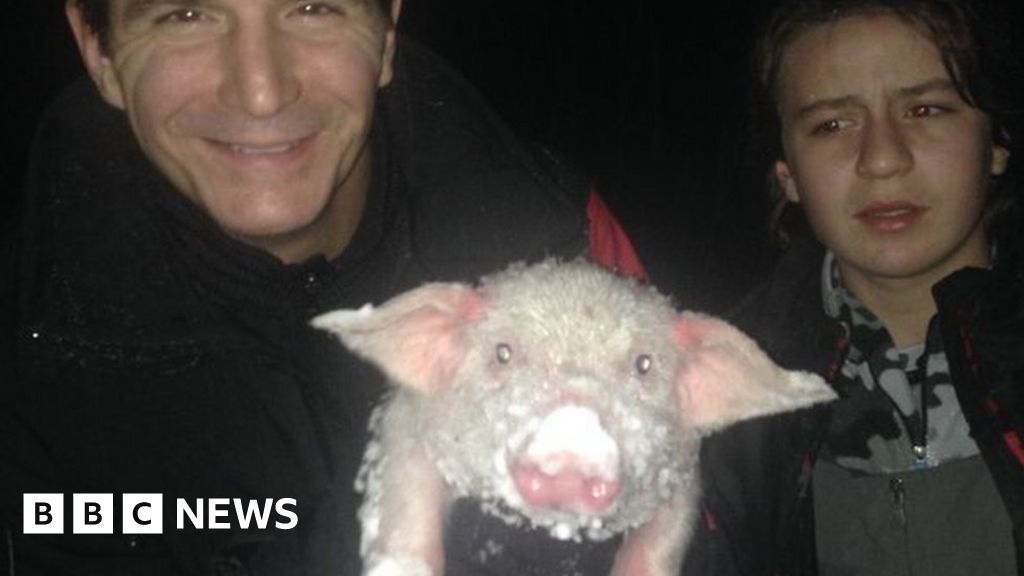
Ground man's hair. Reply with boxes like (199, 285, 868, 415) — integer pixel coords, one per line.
(73, 0, 393, 51)
(753, 0, 1021, 248)
(74, 0, 110, 48)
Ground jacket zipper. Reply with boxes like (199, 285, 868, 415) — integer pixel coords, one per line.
(889, 476, 907, 526)
(909, 350, 930, 467)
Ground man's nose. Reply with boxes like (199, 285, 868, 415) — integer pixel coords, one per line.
(218, 20, 300, 117)
(856, 115, 913, 179)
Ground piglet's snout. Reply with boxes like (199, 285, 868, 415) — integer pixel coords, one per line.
(507, 405, 621, 515)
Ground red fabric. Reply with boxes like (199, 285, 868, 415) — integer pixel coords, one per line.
(586, 190, 647, 280)
(702, 504, 719, 533)
(1003, 431, 1024, 469)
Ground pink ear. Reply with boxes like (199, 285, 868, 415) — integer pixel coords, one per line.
(312, 283, 486, 394)
(672, 312, 835, 433)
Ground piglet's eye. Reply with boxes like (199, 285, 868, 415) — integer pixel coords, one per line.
(635, 354, 653, 375)
(496, 343, 513, 364)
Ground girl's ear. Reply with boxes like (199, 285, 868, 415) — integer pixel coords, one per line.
(991, 145, 1009, 176)
(774, 160, 801, 204)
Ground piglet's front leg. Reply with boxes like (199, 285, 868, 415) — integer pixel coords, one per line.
(361, 423, 447, 576)
(609, 491, 697, 576)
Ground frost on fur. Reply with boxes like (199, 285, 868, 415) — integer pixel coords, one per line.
(314, 258, 836, 576)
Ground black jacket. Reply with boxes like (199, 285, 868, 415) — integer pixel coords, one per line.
(0, 38, 604, 576)
(682, 236, 1024, 576)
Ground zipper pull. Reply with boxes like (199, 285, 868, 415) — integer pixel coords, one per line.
(889, 477, 906, 526)
(912, 444, 928, 464)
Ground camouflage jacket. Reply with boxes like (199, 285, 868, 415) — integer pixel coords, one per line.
(683, 236, 1024, 576)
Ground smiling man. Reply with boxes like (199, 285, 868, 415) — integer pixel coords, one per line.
(72, 0, 397, 262)
(0, 1, 640, 574)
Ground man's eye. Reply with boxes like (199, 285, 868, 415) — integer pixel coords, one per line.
(155, 8, 205, 25)
(295, 2, 344, 17)
(811, 116, 851, 134)
(811, 118, 847, 135)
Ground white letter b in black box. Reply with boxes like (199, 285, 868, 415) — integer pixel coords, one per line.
(24, 494, 63, 534)
(73, 494, 114, 534)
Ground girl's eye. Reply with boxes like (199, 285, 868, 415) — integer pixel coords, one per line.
(496, 343, 512, 365)
(635, 354, 653, 376)
(908, 104, 946, 118)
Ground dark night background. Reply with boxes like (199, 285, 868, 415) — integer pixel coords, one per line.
(398, 1, 784, 312)
(11, 1, 1018, 313)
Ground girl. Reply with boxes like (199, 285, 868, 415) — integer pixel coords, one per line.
(688, 1, 1024, 574)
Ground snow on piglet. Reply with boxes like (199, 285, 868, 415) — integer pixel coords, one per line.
(313, 258, 835, 576)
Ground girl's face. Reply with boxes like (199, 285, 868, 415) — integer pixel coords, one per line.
(773, 12, 1008, 289)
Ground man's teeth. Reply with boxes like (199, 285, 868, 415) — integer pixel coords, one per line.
(229, 141, 299, 155)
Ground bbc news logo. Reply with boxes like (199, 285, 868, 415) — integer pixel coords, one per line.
(24, 494, 298, 534)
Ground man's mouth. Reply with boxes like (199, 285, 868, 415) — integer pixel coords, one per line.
(229, 142, 301, 155)
(207, 135, 315, 158)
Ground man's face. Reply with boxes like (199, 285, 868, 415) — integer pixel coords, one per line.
(774, 13, 1008, 288)
(69, 0, 398, 262)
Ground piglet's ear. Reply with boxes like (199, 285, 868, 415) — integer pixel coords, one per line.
(312, 283, 485, 394)
(672, 311, 835, 434)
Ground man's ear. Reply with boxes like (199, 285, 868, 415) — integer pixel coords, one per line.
(377, 0, 402, 88)
(773, 160, 801, 204)
(65, 0, 126, 109)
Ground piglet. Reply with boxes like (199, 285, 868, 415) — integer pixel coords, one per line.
(312, 259, 835, 576)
